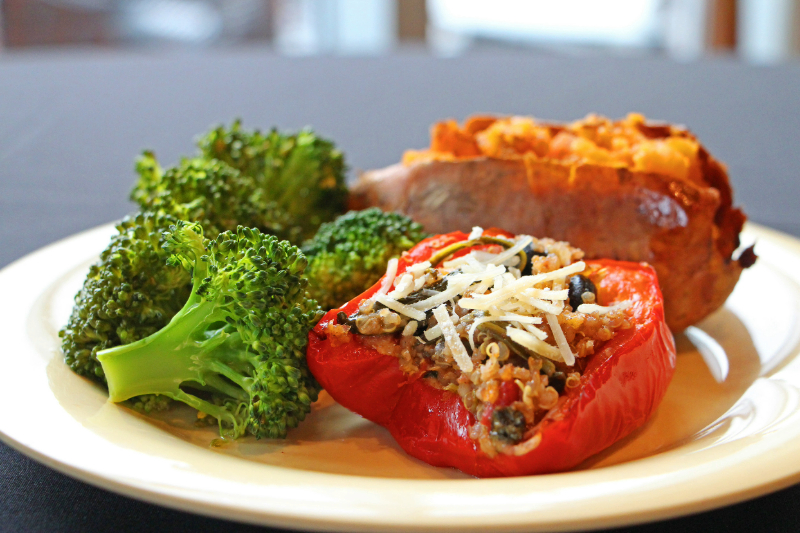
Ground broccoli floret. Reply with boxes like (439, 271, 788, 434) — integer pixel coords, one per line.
(59, 211, 192, 382)
(131, 394, 173, 414)
(63, 153, 284, 383)
(96, 222, 323, 439)
(301, 208, 428, 310)
(198, 121, 348, 243)
(131, 152, 283, 239)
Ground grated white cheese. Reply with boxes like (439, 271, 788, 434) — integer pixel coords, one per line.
(409, 275, 477, 311)
(577, 300, 632, 314)
(494, 312, 543, 325)
(471, 250, 501, 263)
(466, 314, 543, 353)
(468, 226, 484, 240)
(470, 277, 495, 295)
(506, 326, 563, 361)
(444, 253, 488, 272)
(517, 292, 564, 315)
(525, 288, 569, 301)
(377, 258, 398, 295)
(459, 261, 585, 311)
(373, 293, 426, 321)
(497, 301, 539, 316)
(487, 306, 504, 317)
(521, 322, 549, 340)
(442, 255, 471, 269)
(449, 299, 460, 324)
(484, 235, 533, 267)
(452, 264, 505, 284)
(424, 324, 442, 341)
(546, 312, 575, 366)
(433, 305, 473, 372)
(407, 261, 431, 276)
(387, 273, 415, 299)
(402, 320, 418, 336)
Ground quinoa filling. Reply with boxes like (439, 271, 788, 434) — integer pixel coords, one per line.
(325, 230, 632, 457)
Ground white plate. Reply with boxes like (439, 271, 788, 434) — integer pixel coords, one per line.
(1, 222, 799, 532)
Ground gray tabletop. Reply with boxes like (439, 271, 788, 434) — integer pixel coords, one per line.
(1, 47, 799, 532)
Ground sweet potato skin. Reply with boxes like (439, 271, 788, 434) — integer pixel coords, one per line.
(351, 154, 747, 332)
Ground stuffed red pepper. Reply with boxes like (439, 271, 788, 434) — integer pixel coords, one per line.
(307, 228, 676, 477)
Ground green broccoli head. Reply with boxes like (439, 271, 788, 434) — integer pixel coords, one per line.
(301, 208, 428, 310)
(59, 211, 192, 382)
(195, 120, 271, 179)
(131, 152, 284, 239)
(198, 121, 348, 243)
(97, 221, 322, 439)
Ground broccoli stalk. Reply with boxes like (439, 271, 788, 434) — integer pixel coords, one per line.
(59, 211, 192, 381)
(97, 222, 322, 439)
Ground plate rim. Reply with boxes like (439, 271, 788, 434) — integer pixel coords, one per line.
(1, 221, 800, 532)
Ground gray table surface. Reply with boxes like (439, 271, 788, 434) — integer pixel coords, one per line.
(0, 46, 798, 532)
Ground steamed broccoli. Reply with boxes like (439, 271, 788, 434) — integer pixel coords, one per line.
(59, 211, 192, 382)
(60, 154, 274, 383)
(96, 222, 322, 439)
(197, 121, 348, 243)
(131, 152, 282, 239)
(301, 208, 428, 310)
(63, 122, 344, 386)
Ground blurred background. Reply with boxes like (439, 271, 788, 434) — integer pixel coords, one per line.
(0, 0, 798, 64)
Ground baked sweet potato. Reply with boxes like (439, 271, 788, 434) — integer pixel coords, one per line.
(350, 114, 753, 331)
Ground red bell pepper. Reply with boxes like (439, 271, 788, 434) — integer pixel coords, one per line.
(307, 230, 676, 477)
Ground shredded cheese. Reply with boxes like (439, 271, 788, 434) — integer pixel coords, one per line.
(373, 293, 426, 321)
(546, 312, 575, 366)
(517, 292, 564, 315)
(387, 273, 415, 299)
(521, 322, 548, 340)
(409, 275, 476, 311)
(407, 261, 431, 276)
(432, 305, 473, 372)
(442, 255, 471, 269)
(525, 288, 569, 301)
(466, 314, 542, 353)
(470, 277, 495, 295)
(471, 250, 500, 262)
(459, 261, 585, 311)
(468, 226, 484, 240)
(402, 320, 418, 336)
(506, 326, 563, 361)
(483, 235, 533, 266)
(424, 324, 442, 341)
(377, 258, 398, 295)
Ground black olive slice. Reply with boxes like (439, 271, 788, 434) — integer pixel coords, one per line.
(568, 275, 597, 311)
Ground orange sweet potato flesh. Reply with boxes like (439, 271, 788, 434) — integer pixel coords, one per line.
(350, 114, 751, 332)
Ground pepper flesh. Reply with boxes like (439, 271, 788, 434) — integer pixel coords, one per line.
(307, 230, 676, 477)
